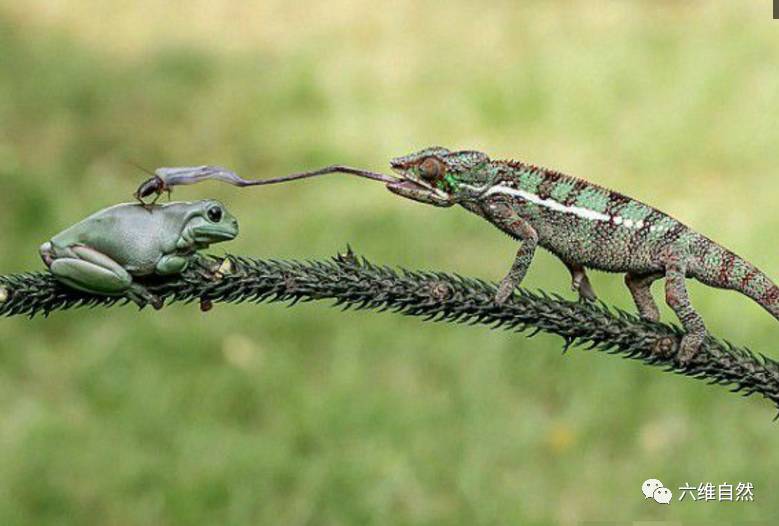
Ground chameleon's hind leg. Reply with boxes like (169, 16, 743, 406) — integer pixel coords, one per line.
(488, 201, 538, 304)
(564, 261, 597, 302)
(663, 260, 707, 364)
(625, 271, 663, 321)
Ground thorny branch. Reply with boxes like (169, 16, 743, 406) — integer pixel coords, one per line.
(2, 248, 778, 418)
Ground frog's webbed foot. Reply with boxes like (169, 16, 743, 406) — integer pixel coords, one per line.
(126, 283, 163, 310)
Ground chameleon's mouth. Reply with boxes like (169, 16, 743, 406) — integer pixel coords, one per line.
(385, 179, 427, 192)
(386, 167, 450, 199)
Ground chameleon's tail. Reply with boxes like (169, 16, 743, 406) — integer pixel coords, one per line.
(692, 247, 779, 321)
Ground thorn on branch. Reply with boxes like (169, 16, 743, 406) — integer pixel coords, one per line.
(0, 248, 777, 418)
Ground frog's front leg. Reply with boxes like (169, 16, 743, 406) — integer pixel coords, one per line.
(155, 254, 191, 275)
(41, 243, 161, 309)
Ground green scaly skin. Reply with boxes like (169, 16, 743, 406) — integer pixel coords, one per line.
(385, 147, 779, 363)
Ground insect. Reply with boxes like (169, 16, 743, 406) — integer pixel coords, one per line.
(381, 146, 779, 363)
(40, 200, 238, 309)
(134, 165, 397, 205)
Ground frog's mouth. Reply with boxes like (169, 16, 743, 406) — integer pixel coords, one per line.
(192, 224, 238, 243)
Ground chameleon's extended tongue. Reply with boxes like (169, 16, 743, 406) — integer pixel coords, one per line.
(134, 164, 400, 205)
(243, 165, 398, 186)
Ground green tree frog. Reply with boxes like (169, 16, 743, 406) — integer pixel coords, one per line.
(40, 199, 239, 308)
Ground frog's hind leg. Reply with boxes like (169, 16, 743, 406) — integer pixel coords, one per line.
(49, 245, 161, 309)
(49, 245, 134, 295)
(563, 261, 598, 302)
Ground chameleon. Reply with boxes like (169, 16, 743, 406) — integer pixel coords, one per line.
(40, 199, 238, 308)
(381, 146, 779, 363)
(134, 165, 396, 205)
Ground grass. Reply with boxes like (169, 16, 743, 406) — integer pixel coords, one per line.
(0, 1, 778, 524)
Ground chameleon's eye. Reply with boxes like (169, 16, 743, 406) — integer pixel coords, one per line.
(418, 157, 443, 182)
(207, 206, 223, 223)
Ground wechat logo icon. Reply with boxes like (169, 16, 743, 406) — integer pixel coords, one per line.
(642, 478, 672, 505)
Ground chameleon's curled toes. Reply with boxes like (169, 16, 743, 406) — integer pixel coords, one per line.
(677, 333, 704, 365)
(569, 267, 597, 302)
(494, 279, 516, 305)
(574, 280, 598, 302)
(652, 336, 676, 358)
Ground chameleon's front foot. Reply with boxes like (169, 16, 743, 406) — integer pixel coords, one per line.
(650, 331, 703, 364)
(652, 331, 704, 364)
(571, 274, 598, 302)
(676, 332, 704, 364)
(564, 263, 597, 303)
(652, 336, 676, 358)
(494, 276, 517, 305)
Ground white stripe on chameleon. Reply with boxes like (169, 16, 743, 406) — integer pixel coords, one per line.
(484, 184, 612, 223)
(482, 184, 656, 231)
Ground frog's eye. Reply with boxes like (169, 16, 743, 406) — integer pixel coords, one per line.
(207, 206, 223, 223)
(418, 157, 444, 182)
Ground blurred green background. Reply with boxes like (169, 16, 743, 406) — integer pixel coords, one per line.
(0, 1, 778, 524)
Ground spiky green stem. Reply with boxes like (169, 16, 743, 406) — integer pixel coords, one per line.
(2, 249, 778, 417)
